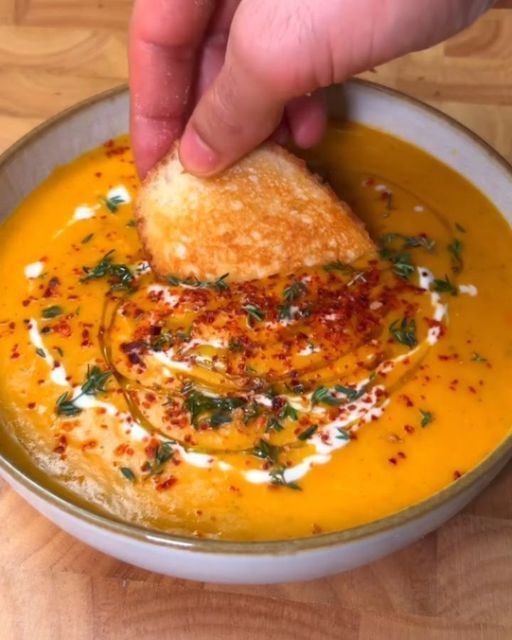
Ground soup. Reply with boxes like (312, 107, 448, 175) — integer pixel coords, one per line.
(0, 123, 510, 541)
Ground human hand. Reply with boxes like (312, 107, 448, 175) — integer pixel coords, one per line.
(129, 0, 493, 178)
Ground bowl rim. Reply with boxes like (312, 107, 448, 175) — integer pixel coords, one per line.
(0, 79, 510, 555)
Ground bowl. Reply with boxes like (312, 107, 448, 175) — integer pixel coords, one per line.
(0, 80, 510, 584)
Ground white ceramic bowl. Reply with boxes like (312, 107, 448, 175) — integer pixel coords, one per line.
(0, 81, 510, 584)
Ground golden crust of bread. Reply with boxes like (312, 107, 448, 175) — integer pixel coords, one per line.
(135, 142, 374, 282)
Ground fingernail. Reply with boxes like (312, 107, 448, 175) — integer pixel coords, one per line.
(180, 128, 219, 176)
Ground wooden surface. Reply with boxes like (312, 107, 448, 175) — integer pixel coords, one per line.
(0, 2, 511, 638)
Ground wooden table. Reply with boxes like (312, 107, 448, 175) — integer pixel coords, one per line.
(0, 3, 511, 638)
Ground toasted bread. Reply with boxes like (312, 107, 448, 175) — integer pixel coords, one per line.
(135, 142, 374, 282)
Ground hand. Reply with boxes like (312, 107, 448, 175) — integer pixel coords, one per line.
(129, 0, 492, 178)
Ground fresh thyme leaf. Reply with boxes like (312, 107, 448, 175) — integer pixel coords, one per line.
(431, 275, 458, 296)
(167, 273, 229, 291)
(403, 235, 436, 251)
(283, 281, 307, 303)
(42, 305, 63, 319)
(243, 401, 262, 424)
(336, 428, 350, 441)
(109, 263, 136, 291)
(389, 317, 418, 347)
(334, 384, 365, 401)
(420, 409, 433, 428)
(269, 466, 301, 491)
(126, 219, 137, 228)
(150, 331, 174, 352)
(279, 402, 299, 421)
(55, 392, 82, 417)
(154, 441, 174, 466)
(471, 352, 487, 363)
(81, 233, 94, 244)
(35, 347, 46, 358)
(265, 416, 284, 433)
(81, 366, 112, 395)
(323, 261, 352, 273)
(120, 466, 136, 482)
(380, 232, 435, 252)
(54, 346, 64, 358)
(81, 251, 135, 291)
(243, 303, 265, 323)
(311, 386, 341, 406)
(228, 338, 244, 352)
(102, 194, 124, 213)
(391, 253, 415, 280)
(252, 439, 280, 463)
(210, 413, 232, 428)
(448, 239, 464, 273)
(298, 424, 318, 441)
(184, 389, 245, 426)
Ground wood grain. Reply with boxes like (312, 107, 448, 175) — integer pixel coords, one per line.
(0, 2, 511, 638)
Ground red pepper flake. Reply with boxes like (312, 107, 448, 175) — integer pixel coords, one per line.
(81, 440, 98, 451)
(27, 402, 36, 410)
(453, 470, 463, 480)
(388, 457, 397, 465)
(404, 424, 415, 434)
(397, 451, 406, 459)
(155, 476, 177, 491)
(468, 386, 477, 394)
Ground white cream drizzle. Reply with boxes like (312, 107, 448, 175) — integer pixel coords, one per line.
(73, 205, 98, 221)
(418, 267, 448, 345)
(459, 284, 478, 297)
(107, 185, 131, 205)
(24, 262, 44, 279)
(28, 319, 68, 387)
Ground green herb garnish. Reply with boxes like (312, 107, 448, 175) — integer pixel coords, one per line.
(323, 261, 352, 273)
(431, 275, 458, 296)
(55, 392, 82, 417)
(252, 439, 280, 464)
(269, 466, 301, 491)
(54, 366, 112, 417)
(228, 338, 244, 352)
(311, 386, 341, 406)
(380, 232, 435, 252)
(42, 305, 63, 319)
(167, 273, 229, 291)
(448, 239, 464, 273)
(81, 233, 94, 244)
(102, 194, 125, 213)
(81, 251, 135, 291)
(120, 467, 136, 482)
(336, 428, 350, 441)
(471, 352, 487, 363)
(265, 416, 284, 433)
(283, 281, 307, 302)
(184, 389, 245, 427)
(35, 347, 46, 358)
(298, 424, 318, 441)
(420, 409, 433, 428)
(334, 384, 366, 401)
(243, 303, 265, 323)
(389, 317, 417, 347)
(279, 401, 298, 421)
(81, 365, 112, 395)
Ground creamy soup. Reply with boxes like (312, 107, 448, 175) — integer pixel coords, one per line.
(0, 124, 510, 541)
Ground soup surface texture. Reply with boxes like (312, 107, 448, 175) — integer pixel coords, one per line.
(0, 123, 510, 541)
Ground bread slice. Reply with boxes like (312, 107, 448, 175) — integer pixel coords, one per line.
(135, 142, 374, 282)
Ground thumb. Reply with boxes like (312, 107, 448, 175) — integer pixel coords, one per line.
(179, 35, 290, 175)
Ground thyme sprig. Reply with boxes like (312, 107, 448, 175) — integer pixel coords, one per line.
(55, 366, 113, 417)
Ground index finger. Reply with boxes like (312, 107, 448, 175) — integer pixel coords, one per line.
(129, 0, 215, 178)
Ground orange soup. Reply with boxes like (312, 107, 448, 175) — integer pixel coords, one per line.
(0, 123, 510, 541)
